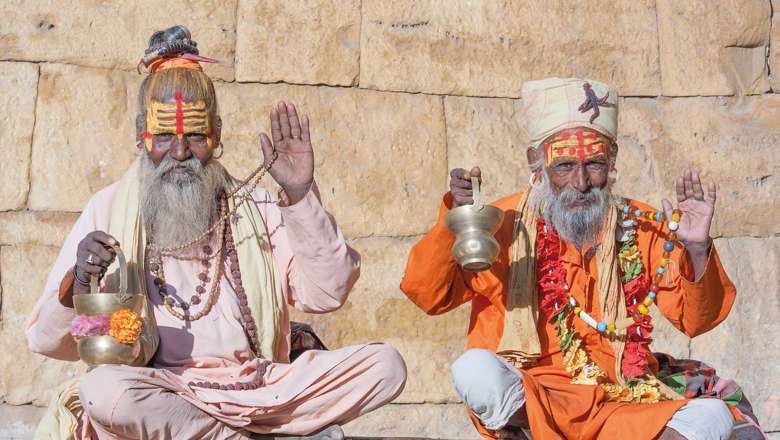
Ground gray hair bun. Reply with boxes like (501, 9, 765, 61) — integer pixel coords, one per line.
(142, 25, 199, 67)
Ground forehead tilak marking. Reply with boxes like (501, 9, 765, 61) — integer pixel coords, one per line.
(175, 90, 184, 138)
(143, 95, 215, 151)
(543, 129, 608, 164)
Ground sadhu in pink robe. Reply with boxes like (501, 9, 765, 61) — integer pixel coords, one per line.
(26, 183, 406, 439)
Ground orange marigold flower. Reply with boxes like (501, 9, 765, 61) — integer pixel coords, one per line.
(109, 309, 143, 345)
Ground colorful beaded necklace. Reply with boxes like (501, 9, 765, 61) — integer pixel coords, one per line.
(538, 203, 681, 403)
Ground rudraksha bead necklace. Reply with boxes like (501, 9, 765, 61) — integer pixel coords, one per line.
(188, 221, 265, 391)
(148, 198, 227, 321)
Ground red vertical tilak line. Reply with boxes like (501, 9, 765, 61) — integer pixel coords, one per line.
(574, 130, 586, 160)
(175, 90, 184, 137)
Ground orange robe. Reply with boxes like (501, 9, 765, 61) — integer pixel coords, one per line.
(401, 192, 737, 440)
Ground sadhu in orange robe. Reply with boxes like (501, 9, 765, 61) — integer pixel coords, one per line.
(400, 192, 738, 439)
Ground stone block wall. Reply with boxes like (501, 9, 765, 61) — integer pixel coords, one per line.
(0, 1, 778, 438)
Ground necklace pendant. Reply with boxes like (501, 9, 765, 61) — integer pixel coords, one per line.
(231, 211, 242, 225)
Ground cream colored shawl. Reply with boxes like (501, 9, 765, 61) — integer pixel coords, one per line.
(35, 156, 284, 439)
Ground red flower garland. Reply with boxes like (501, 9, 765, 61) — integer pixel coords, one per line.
(536, 219, 654, 378)
(536, 219, 568, 316)
(622, 273, 654, 377)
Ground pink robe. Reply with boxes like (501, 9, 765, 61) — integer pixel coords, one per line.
(26, 183, 406, 439)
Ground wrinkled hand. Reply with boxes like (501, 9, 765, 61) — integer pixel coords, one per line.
(75, 231, 118, 292)
(260, 101, 314, 205)
(450, 167, 482, 207)
(661, 169, 716, 249)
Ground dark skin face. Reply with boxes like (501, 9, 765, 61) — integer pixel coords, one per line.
(526, 128, 618, 198)
(135, 96, 222, 167)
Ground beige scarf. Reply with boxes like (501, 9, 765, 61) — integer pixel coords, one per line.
(35, 156, 285, 439)
(496, 188, 628, 385)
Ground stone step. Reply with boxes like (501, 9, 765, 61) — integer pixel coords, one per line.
(0, 404, 44, 440)
(0, 403, 479, 440)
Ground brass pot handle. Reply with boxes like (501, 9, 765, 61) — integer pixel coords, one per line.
(89, 245, 129, 301)
(471, 176, 484, 211)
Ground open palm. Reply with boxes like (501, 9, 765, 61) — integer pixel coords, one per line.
(260, 101, 314, 204)
(661, 169, 716, 246)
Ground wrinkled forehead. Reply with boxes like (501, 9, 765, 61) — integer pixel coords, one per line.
(542, 127, 611, 166)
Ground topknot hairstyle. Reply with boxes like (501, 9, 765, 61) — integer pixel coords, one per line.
(137, 25, 217, 131)
(141, 25, 200, 67)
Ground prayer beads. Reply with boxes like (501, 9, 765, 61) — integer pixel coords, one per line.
(567, 204, 682, 334)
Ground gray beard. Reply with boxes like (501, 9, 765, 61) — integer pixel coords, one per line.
(141, 153, 228, 250)
(529, 171, 613, 250)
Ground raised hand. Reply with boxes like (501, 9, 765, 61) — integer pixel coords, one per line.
(260, 101, 314, 205)
(450, 166, 482, 208)
(661, 169, 716, 248)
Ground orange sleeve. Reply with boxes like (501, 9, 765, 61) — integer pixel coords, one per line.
(657, 245, 735, 337)
(58, 269, 76, 308)
(400, 193, 476, 316)
(641, 222, 736, 337)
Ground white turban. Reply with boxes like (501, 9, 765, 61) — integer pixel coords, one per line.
(521, 77, 619, 150)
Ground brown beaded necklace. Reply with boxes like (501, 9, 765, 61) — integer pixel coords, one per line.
(189, 220, 266, 391)
(148, 198, 227, 321)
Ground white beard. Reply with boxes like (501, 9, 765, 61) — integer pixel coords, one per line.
(529, 170, 614, 250)
(141, 153, 228, 250)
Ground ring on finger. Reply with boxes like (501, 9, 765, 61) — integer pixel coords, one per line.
(86, 254, 95, 265)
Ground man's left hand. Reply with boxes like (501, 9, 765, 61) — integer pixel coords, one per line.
(662, 169, 715, 279)
(662, 169, 716, 247)
(260, 101, 314, 205)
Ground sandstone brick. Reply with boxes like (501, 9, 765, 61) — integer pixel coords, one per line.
(360, 0, 660, 97)
(657, 0, 770, 96)
(771, 0, 780, 92)
(235, 0, 360, 85)
(613, 98, 666, 205)
(0, 211, 79, 247)
(0, 0, 236, 80)
(0, 62, 38, 211)
(28, 64, 139, 212)
(648, 96, 780, 237)
(445, 96, 530, 202)
(0, 244, 86, 406)
(343, 403, 479, 439)
(215, 82, 447, 237)
(613, 96, 780, 238)
(290, 237, 469, 404)
(690, 237, 780, 432)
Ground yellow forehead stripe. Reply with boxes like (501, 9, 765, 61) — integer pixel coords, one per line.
(147, 99, 210, 134)
(543, 129, 609, 165)
(144, 98, 213, 152)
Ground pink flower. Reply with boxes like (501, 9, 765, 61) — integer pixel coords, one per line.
(71, 315, 111, 337)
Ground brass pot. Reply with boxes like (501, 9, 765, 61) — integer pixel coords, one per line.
(73, 246, 144, 367)
(445, 177, 505, 272)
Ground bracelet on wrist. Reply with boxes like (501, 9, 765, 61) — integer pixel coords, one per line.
(73, 265, 92, 286)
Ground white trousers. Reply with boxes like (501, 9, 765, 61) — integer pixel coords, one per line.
(451, 349, 735, 439)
